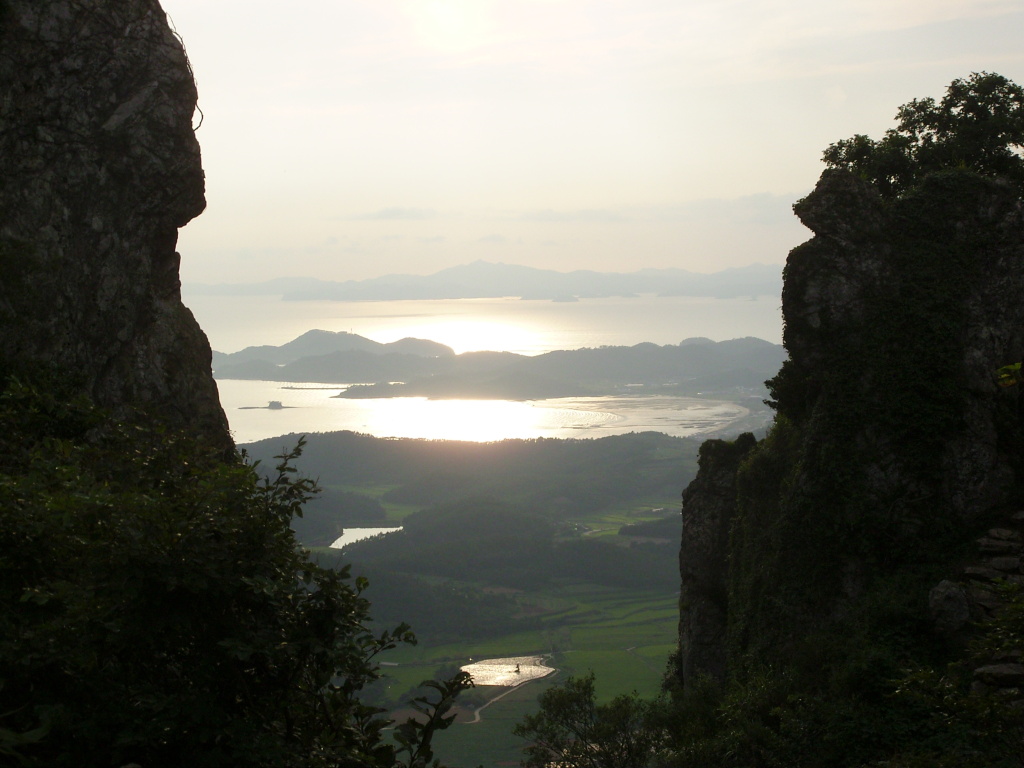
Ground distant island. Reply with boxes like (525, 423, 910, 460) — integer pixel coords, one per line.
(185, 260, 782, 302)
(237, 400, 292, 410)
(212, 330, 787, 401)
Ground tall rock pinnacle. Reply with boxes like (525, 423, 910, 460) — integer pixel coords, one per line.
(0, 0, 230, 447)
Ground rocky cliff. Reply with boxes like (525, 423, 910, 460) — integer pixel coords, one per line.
(677, 164, 1024, 687)
(0, 0, 229, 447)
(677, 433, 756, 684)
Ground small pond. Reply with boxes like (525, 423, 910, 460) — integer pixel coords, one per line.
(460, 656, 554, 687)
(329, 527, 402, 549)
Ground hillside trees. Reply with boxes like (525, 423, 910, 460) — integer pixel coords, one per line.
(0, 372, 465, 767)
(822, 71, 1024, 197)
(513, 673, 665, 768)
(342, 497, 680, 598)
(247, 429, 699, 523)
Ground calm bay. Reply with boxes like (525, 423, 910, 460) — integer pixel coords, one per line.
(185, 293, 783, 355)
(217, 380, 766, 444)
(192, 293, 783, 444)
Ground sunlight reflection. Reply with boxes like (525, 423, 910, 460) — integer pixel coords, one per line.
(363, 398, 557, 442)
(461, 656, 554, 687)
(215, 380, 755, 445)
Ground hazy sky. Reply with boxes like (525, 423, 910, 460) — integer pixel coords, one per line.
(163, 0, 1024, 284)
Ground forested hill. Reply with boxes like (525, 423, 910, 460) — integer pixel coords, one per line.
(214, 333, 786, 399)
(213, 329, 456, 366)
(246, 429, 698, 531)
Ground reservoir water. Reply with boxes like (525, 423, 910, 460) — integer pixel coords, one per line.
(460, 656, 554, 687)
(329, 527, 402, 549)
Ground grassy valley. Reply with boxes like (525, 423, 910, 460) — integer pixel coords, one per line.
(244, 431, 697, 766)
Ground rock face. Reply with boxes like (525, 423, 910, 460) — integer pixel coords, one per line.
(0, 0, 229, 447)
(677, 433, 756, 684)
(676, 167, 1024, 687)
(780, 169, 1024, 524)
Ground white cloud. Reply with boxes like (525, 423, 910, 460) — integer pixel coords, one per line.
(350, 208, 439, 221)
(518, 209, 629, 223)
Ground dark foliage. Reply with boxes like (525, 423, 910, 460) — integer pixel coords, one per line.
(293, 488, 387, 546)
(513, 673, 665, 768)
(344, 497, 679, 593)
(618, 513, 680, 540)
(246, 430, 699, 520)
(309, 560, 533, 645)
(0, 373, 466, 767)
(822, 72, 1024, 197)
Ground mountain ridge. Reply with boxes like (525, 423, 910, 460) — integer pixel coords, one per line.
(212, 329, 454, 367)
(212, 331, 785, 400)
(186, 261, 782, 302)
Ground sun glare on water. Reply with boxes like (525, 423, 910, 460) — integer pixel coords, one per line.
(362, 398, 574, 442)
(217, 380, 753, 445)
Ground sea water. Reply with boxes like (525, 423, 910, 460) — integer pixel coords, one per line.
(184, 293, 783, 355)
(190, 293, 783, 444)
(217, 381, 759, 444)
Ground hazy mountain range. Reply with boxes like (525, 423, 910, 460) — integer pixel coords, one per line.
(212, 331, 453, 367)
(213, 330, 787, 400)
(187, 261, 782, 301)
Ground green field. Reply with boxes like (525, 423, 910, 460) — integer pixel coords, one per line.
(305, 479, 682, 767)
(377, 583, 678, 768)
(302, 481, 682, 767)
(252, 432, 691, 767)
(329, 482, 681, 534)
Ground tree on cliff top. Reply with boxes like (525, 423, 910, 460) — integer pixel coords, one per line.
(823, 71, 1024, 197)
(680, 73, 1024, 767)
